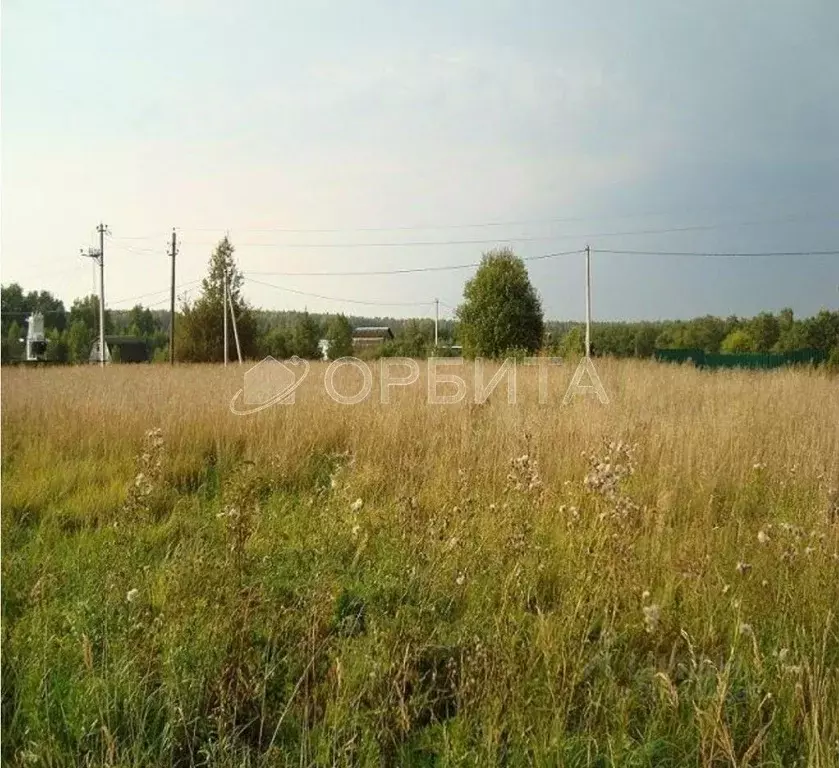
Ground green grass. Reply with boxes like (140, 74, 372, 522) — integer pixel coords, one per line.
(2, 362, 838, 766)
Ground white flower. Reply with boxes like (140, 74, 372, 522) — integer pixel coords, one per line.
(455, 573, 465, 586)
(736, 561, 752, 575)
(351, 524, 360, 538)
(350, 498, 363, 512)
(740, 623, 753, 637)
(641, 590, 651, 602)
(757, 530, 770, 545)
(126, 588, 139, 603)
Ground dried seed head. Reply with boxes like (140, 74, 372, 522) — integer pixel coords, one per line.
(643, 604, 661, 633)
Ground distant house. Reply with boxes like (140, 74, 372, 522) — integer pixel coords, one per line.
(89, 336, 149, 364)
(352, 326, 394, 352)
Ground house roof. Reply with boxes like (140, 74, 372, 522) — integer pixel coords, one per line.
(90, 336, 149, 363)
(353, 326, 394, 339)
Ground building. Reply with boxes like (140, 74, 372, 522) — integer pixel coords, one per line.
(25, 312, 47, 361)
(89, 336, 149, 364)
(352, 326, 394, 352)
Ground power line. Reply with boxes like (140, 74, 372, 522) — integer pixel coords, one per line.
(245, 249, 583, 278)
(1, 309, 67, 316)
(244, 277, 434, 307)
(117, 212, 839, 246)
(107, 240, 166, 256)
(107, 232, 172, 241)
(155, 209, 839, 235)
(593, 248, 839, 258)
(109, 279, 202, 308)
(203, 226, 711, 249)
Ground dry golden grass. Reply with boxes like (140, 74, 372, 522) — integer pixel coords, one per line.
(2, 359, 838, 766)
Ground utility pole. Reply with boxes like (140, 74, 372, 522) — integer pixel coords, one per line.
(223, 266, 229, 367)
(585, 245, 592, 358)
(228, 289, 243, 365)
(97, 223, 107, 366)
(169, 228, 177, 365)
(434, 298, 439, 348)
(82, 223, 108, 367)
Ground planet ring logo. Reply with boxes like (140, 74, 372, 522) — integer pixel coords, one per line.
(229, 356, 310, 415)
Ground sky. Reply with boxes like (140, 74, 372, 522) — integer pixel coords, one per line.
(2, 0, 838, 322)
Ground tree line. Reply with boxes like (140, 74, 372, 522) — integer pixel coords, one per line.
(2, 242, 837, 365)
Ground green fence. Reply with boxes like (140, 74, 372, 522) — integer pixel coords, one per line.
(654, 348, 826, 370)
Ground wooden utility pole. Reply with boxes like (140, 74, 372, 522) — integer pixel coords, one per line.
(82, 224, 108, 367)
(228, 290, 243, 364)
(169, 228, 177, 365)
(585, 245, 592, 358)
(97, 223, 107, 367)
(223, 266, 229, 367)
(434, 298, 439, 348)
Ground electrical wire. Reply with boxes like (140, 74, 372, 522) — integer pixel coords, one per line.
(116, 212, 839, 247)
(107, 240, 166, 257)
(593, 248, 839, 258)
(0, 309, 67, 316)
(244, 249, 583, 278)
(244, 276, 435, 307)
(142, 209, 839, 235)
(109, 279, 202, 307)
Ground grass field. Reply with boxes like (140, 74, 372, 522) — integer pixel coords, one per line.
(2, 360, 838, 766)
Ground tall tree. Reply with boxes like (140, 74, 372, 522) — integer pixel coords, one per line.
(324, 314, 354, 358)
(747, 312, 781, 353)
(456, 248, 544, 358)
(66, 320, 92, 362)
(634, 324, 659, 357)
(259, 327, 291, 359)
(721, 329, 755, 353)
(126, 304, 158, 337)
(5, 321, 24, 360)
(178, 237, 258, 362)
(1, 284, 67, 335)
(45, 328, 69, 362)
(290, 311, 322, 359)
(804, 310, 839, 355)
(70, 295, 113, 336)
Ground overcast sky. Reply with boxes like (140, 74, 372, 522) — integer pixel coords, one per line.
(2, 0, 838, 321)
